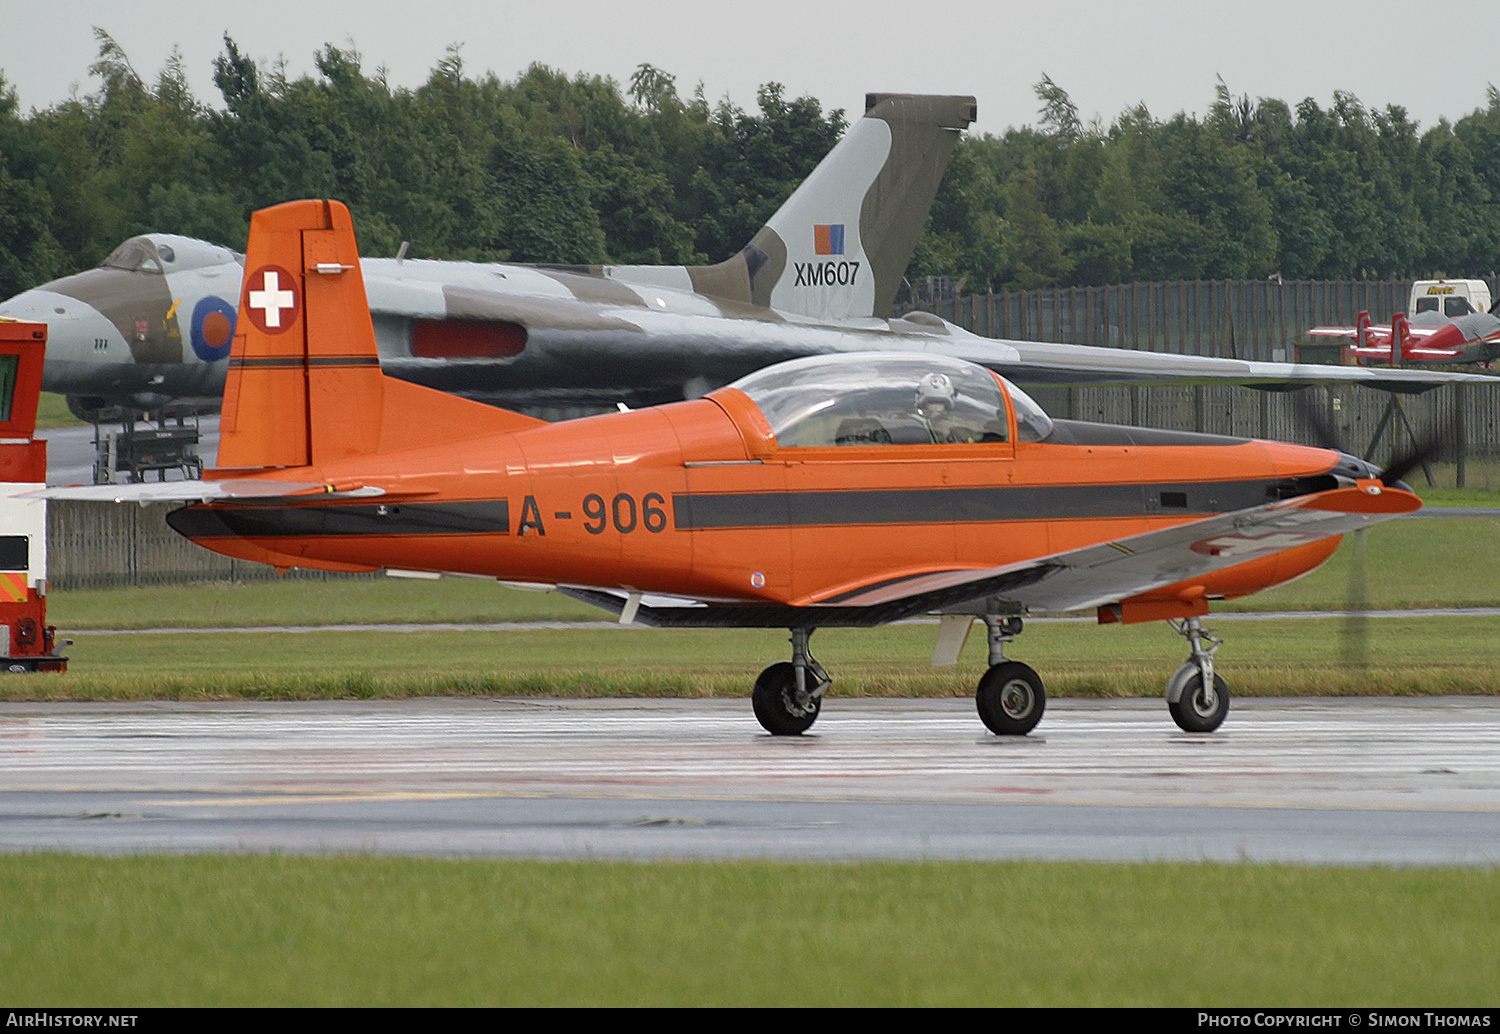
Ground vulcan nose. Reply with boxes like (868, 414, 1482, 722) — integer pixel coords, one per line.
(0, 287, 128, 385)
(0, 286, 81, 323)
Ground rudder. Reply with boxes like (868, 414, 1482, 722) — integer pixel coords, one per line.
(218, 200, 383, 469)
(216, 199, 542, 472)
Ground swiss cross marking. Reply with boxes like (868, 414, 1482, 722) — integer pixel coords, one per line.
(1191, 531, 1316, 559)
(245, 265, 299, 334)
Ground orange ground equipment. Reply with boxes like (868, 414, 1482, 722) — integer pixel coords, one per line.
(0, 320, 66, 671)
(48, 201, 1422, 735)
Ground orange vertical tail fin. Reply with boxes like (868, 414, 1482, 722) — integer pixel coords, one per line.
(216, 200, 542, 472)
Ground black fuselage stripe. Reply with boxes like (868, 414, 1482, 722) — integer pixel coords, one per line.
(168, 500, 510, 539)
(671, 481, 1274, 529)
(230, 355, 382, 368)
(168, 479, 1285, 540)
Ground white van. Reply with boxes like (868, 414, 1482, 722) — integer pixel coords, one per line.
(1409, 279, 1494, 320)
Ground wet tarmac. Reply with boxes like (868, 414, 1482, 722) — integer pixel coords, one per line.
(2, 696, 1497, 865)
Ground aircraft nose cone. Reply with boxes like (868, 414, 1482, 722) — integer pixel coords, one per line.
(0, 287, 129, 386)
(0, 286, 117, 331)
(1334, 450, 1416, 493)
(0, 286, 74, 322)
(1333, 451, 1381, 482)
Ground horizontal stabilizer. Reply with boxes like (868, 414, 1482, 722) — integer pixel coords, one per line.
(31, 480, 387, 504)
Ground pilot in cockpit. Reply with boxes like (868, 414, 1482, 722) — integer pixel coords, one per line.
(913, 371, 963, 443)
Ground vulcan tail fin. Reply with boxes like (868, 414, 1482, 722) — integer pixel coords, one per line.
(684, 93, 976, 321)
(216, 199, 541, 472)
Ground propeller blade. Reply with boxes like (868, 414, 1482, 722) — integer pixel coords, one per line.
(1292, 390, 1345, 453)
(1379, 433, 1442, 487)
(1340, 527, 1369, 670)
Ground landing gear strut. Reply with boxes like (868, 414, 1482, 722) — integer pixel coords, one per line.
(1166, 617, 1229, 732)
(975, 615, 1045, 735)
(752, 627, 828, 735)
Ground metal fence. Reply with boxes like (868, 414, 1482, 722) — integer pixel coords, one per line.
(46, 502, 371, 590)
(910, 275, 1500, 469)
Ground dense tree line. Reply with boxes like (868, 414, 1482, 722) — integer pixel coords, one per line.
(0, 30, 847, 298)
(2, 31, 1499, 302)
(917, 76, 1500, 292)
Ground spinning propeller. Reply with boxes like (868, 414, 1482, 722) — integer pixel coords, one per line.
(1291, 391, 1443, 668)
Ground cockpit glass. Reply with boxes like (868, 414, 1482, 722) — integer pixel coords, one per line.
(99, 236, 241, 273)
(99, 238, 164, 274)
(730, 353, 1029, 447)
(1006, 380, 1054, 442)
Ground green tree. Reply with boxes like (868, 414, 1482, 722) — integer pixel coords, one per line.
(0, 76, 65, 297)
(1001, 164, 1073, 288)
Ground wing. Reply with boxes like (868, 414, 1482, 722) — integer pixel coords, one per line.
(930, 333, 1497, 393)
(559, 483, 1417, 628)
(364, 274, 1500, 403)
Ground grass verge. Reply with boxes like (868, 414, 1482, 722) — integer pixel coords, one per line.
(3, 855, 1495, 1007)
(11, 615, 1500, 701)
(16, 514, 1500, 701)
(33, 392, 86, 430)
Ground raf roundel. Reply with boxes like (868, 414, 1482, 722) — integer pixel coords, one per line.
(190, 296, 238, 362)
(244, 265, 300, 334)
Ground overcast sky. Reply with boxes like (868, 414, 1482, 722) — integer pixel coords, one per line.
(4, 0, 1499, 136)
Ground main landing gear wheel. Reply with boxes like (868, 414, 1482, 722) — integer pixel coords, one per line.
(752, 662, 822, 735)
(976, 661, 1045, 736)
(1168, 668, 1229, 733)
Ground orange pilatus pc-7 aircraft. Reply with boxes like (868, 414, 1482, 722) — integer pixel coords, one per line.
(50, 200, 1423, 737)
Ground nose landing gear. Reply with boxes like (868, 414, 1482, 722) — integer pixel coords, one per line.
(1166, 617, 1229, 732)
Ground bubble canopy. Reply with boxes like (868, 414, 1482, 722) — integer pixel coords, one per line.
(99, 235, 242, 275)
(728, 352, 1053, 448)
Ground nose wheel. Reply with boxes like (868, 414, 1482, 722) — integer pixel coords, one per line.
(1167, 668, 1229, 732)
(1166, 617, 1229, 732)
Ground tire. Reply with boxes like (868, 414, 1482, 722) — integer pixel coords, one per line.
(66, 395, 110, 424)
(1169, 672, 1229, 733)
(752, 662, 821, 736)
(976, 661, 1045, 736)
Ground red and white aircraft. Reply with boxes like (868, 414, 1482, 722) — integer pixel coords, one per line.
(1308, 309, 1500, 366)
